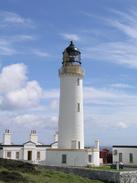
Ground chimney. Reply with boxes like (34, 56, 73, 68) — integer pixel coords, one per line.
(95, 139, 100, 151)
(3, 129, 11, 145)
(30, 130, 38, 144)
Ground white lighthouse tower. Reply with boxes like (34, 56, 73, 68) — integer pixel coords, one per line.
(58, 41, 84, 149)
(46, 41, 100, 167)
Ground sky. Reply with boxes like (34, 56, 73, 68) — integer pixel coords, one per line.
(0, 0, 137, 146)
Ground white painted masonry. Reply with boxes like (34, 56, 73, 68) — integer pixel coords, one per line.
(113, 146, 137, 166)
(0, 130, 52, 164)
(3, 129, 11, 145)
(46, 41, 100, 167)
(30, 130, 38, 144)
(58, 74, 84, 149)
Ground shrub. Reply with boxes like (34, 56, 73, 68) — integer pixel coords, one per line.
(0, 170, 29, 183)
(0, 158, 39, 173)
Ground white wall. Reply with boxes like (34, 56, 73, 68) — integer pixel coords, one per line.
(23, 143, 47, 163)
(113, 147, 137, 165)
(92, 151, 100, 166)
(46, 148, 100, 167)
(46, 149, 87, 166)
(23, 143, 37, 161)
(0, 149, 3, 158)
(2, 147, 23, 160)
(58, 74, 84, 149)
(3, 131, 11, 145)
(0, 143, 47, 164)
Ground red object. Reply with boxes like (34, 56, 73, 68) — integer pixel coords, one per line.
(100, 148, 112, 164)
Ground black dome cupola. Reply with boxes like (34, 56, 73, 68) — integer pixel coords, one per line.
(62, 41, 81, 66)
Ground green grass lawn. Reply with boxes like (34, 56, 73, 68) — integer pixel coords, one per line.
(24, 168, 104, 183)
(89, 165, 112, 171)
(0, 159, 103, 183)
(88, 165, 121, 172)
(0, 168, 103, 183)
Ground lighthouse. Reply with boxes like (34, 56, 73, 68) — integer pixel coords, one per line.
(46, 41, 100, 167)
(58, 41, 84, 149)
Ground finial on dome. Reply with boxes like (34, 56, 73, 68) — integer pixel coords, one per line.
(70, 40, 74, 46)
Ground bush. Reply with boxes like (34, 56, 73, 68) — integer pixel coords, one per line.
(0, 170, 29, 183)
(0, 158, 39, 173)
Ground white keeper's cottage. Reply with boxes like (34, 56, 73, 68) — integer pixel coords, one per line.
(113, 145, 137, 166)
(0, 129, 51, 164)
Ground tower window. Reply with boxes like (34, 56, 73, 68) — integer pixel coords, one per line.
(77, 103, 80, 112)
(78, 141, 80, 149)
(77, 78, 80, 86)
(62, 154, 67, 164)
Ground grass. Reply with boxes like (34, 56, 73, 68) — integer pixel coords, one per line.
(24, 168, 104, 183)
(89, 165, 112, 171)
(88, 165, 122, 172)
(0, 159, 104, 183)
(0, 171, 28, 183)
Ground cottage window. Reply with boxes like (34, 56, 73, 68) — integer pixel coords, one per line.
(37, 151, 40, 160)
(119, 153, 122, 162)
(7, 151, 11, 158)
(16, 152, 19, 159)
(62, 154, 67, 164)
(88, 155, 92, 163)
(129, 153, 133, 163)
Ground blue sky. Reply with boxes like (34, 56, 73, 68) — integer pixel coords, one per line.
(0, 0, 137, 146)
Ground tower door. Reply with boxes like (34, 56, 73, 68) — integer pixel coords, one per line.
(28, 151, 32, 160)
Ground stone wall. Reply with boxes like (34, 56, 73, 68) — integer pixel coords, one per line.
(45, 166, 137, 183)
(120, 171, 137, 183)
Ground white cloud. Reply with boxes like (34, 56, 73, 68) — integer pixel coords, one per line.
(60, 33, 80, 41)
(32, 49, 49, 58)
(110, 83, 133, 89)
(84, 86, 117, 102)
(82, 9, 137, 69)
(117, 122, 128, 129)
(0, 34, 35, 56)
(4, 81, 43, 109)
(0, 64, 44, 110)
(14, 114, 57, 128)
(0, 38, 16, 56)
(0, 45, 16, 56)
(84, 40, 137, 68)
(0, 11, 34, 28)
(0, 63, 27, 92)
(9, 35, 34, 42)
(44, 89, 59, 99)
(84, 86, 137, 129)
(49, 99, 59, 110)
(107, 9, 137, 39)
(84, 86, 137, 106)
(0, 113, 58, 131)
